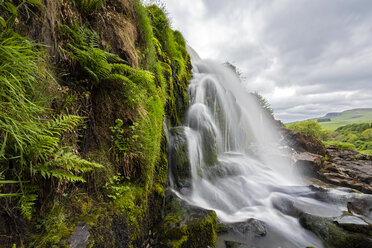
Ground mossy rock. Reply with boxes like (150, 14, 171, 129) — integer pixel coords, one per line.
(158, 190, 217, 248)
(299, 213, 372, 248)
(169, 127, 192, 189)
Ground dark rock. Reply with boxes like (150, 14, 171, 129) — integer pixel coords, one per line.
(68, 222, 91, 248)
(226, 219, 267, 237)
(225, 240, 255, 248)
(169, 127, 192, 189)
(317, 146, 372, 194)
(334, 215, 371, 234)
(281, 128, 326, 156)
(299, 213, 372, 248)
(271, 194, 297, 216)
(293, 152, 324, 178)
(347, 197, 372, 221)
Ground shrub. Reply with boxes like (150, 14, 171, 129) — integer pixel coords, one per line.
(286, 120, 329, 141)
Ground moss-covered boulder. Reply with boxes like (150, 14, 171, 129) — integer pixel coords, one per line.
(299, 213, 372, 248)
(169, 127, 192, 189)
(157, 190, 217, 248)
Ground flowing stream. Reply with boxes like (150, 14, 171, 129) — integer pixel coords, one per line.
(168, 49, 367, 247)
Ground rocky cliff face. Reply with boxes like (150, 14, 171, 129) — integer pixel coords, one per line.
(0, 1, 192, 247)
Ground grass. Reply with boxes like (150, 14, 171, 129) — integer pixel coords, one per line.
(312, 108, 372, 131)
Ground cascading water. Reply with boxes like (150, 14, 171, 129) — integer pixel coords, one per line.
(168, 48, 369, 247)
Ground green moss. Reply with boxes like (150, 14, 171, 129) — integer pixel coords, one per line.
(147, 4, 191, 126)
(31, 203, 73, 248)
(1, 1, 192, 246)
(135, 0, 157, 71)
(159, 195, 217, 248)
(300, 213, 372, 248)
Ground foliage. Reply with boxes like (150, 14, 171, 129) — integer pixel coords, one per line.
(75, 0, 107, 14)
(0, 0, 45, 30)
(109, 119, 139, 175)
(286, 120, 329, 141)
(147, 4, 191, 126)
(1, 1, 193, 246)
(327, 123, 372, 154)
(224, 61, 244, 80)
(251, 92, 274, 118)
(0, 24, 101, 220)
(135, 0, 157, 71)
(61, 24, 129, 89)
(31, 203, 71, 247)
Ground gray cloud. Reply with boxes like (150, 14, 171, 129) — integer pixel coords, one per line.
(161, 0, 372, 122)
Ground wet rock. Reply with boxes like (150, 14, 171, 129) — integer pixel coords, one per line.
(293, 152, 324, 178)
(226, 218, 267, 237)
(347, 197, 372, 221)
(318, 146, 372, 194)
(68, 222, 90, 248)
(187, 105, 218, 167)
(169, 127, 192, 189)
(334, 215, 371, 234)
(158, 190, 217, 248)
(225, 240, 255, 248)
(281, 129, 326, 156)
(299, 213, 372, 248)
(271, 195, 297, 216)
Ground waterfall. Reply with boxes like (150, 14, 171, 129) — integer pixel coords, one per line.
(168, 49, 352, 247)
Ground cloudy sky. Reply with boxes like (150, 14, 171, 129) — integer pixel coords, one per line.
(156, 0, 372, 122)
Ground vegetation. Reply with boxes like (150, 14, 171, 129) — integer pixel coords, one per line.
(75, 0, 107, 14)
(286, 120, 372, 155)
(0, 0, 195, 247)
(310, 108, 372, 130)
(0, 15, 101, 223)
(286, 120, 329, 141)
(251, 92, 274, 118)
(326, 123, 372, 154)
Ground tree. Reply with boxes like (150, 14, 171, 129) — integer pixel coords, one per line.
(251, 92, 274, 118)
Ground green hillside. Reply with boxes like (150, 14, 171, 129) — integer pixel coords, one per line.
(311, 108, 372, 130)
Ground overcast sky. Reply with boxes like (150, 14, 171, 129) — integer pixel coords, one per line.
(155, 0, 372, 122)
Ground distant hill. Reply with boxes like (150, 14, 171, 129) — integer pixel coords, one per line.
(311, 108, 372, 130)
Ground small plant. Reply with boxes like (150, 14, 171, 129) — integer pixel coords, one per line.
(109, 119, 139, 164)
(103, 173, 129, 200)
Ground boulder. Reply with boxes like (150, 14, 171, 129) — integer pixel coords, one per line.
(225, 219, 267, 237)
(68, 222, 91, 248)
(299, 213, 372, 248)
(225, 240, 255, 248)
(157, 190, 217, 248)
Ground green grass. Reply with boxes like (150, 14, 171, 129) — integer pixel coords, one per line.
(312, 108, 372, 131)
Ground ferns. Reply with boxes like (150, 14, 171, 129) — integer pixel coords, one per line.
(0, 25, 102, 220)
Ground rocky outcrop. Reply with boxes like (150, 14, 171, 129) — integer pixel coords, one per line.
(281, 128, 326, 156)
(320, 146, 372, 193)
(284, 128, 372, 194)
(294, 146, 372, 194)
(169, 127, 192, 189)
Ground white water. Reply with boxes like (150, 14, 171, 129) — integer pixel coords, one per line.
(170, 49, 356, 247)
